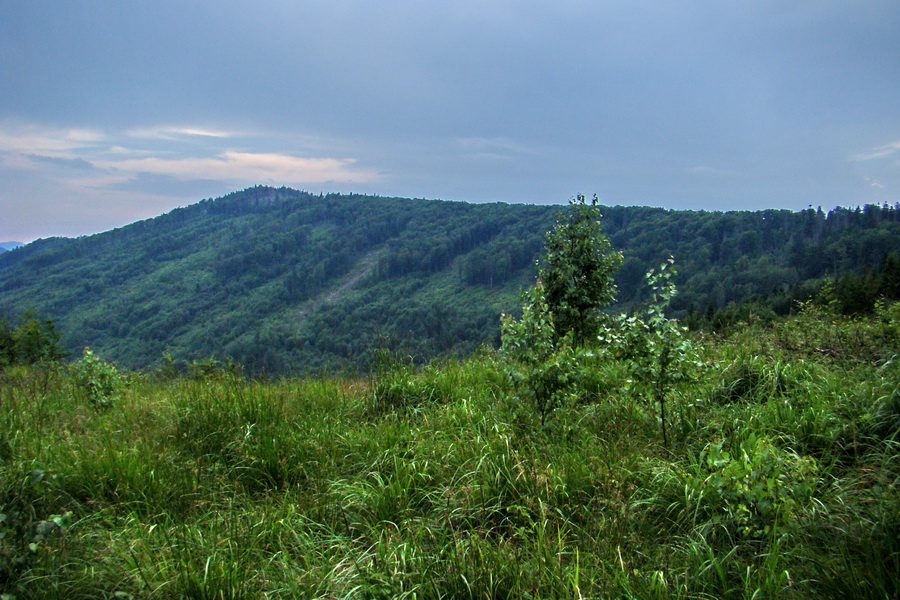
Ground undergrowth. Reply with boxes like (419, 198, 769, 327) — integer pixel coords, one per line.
(0, 306, 897, 599)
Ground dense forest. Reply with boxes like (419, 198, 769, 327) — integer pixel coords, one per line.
(0, 186, 898, 374)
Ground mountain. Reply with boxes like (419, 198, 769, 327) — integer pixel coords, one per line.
(0, 242, 23, 252)
(1, 187, 898, 374)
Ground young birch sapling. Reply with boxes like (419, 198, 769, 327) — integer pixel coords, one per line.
(610, 258, 699, 447)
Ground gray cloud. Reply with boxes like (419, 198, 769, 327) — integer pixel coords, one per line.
(1, 1, 899, 241)
(99, 172, 232, 198)
(27, 154, 95, 170)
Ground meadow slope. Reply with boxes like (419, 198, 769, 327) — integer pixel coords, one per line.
(1, 303, 897, 599)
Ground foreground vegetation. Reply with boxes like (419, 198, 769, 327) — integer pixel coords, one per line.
(3, 199, 897, 598)
(1, 301, 897, 599)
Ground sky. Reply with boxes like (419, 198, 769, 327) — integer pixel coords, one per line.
(1, 1, 899, 243)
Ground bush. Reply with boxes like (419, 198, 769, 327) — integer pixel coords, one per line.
(0, 310, 67, 368)
(186, 356, 243, 381)
(501, 283, 582, 426)
(0, 469, 72, 589)
(500, 195, 624, 427)
(645, 435, 820, 540)
(774, 297, 899, 364)
(603, 258, 701, 446)
(69, 347, 123, 409)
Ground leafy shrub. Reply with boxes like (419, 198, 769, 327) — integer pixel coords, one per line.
(158, 350, 182, 379)
(0, 470, 72, 588)
(69, 347, 123, 409)
(0, 310, 67, 368)
(775, 297, 899, 364)
(499, 195, 625, 426)
(501, 283, 581, 426)
(647, 435, 820, 540)
(186, 356, 243, 381)
(602, 258, 700, 446)
(874, 298, 900, 346)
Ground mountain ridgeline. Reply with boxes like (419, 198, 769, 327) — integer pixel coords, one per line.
(1, 187, 898, 374)
(0, 242, 24, 253)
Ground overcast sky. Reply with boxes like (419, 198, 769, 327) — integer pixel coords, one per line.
(2, 1, 898, 242)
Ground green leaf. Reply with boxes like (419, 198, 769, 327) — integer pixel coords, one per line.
(25, 470, 45, 488)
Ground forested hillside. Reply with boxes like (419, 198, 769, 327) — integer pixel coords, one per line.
(1, 186, 898, 373)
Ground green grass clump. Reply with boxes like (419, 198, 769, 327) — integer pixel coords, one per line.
(1, 308, 897, 598)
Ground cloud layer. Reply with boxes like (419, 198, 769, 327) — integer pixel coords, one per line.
(2, 1, 898, 241)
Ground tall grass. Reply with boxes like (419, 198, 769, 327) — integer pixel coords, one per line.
(0, 308, 897, 598)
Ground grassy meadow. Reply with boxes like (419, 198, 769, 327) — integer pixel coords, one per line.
(1, 305, 898, 599)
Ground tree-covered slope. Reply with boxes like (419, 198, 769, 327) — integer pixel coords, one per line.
(0, 188, 559, 372)
(1, 187, 898, 373)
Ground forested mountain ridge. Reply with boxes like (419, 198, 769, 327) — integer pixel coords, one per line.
(1, 186, 898, 374)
